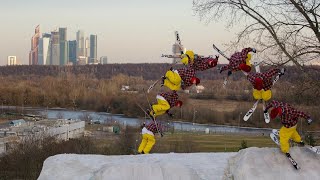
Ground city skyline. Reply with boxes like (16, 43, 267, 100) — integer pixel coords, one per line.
(0, 0, 238, 65)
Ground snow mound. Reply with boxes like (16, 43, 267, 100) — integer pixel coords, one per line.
(226, 147, 320, 180)
(38, 152, 236, 180)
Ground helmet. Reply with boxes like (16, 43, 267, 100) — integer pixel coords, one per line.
(181, 50, 195, 65)
(270, 107, 283, 119)
(254, 77, 263, 90)
(239, 64, 252, 72)
(191, 77, 200, 85)
(208, 58, 218, 67)
(175, 100, 183, 107)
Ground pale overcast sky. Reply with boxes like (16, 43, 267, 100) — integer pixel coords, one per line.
(0, 0, 237, 65)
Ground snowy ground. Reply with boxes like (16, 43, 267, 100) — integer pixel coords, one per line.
(38, 147, 320, 180)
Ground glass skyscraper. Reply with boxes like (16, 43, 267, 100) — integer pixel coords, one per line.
(90, 35, 97, 63)
(68, 40, 77, 65)
(59, 28, 68, 65)
(50, 31, 60, 65)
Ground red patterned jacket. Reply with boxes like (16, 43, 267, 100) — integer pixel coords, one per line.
(146, 121, 163, 134)
(220, 47, 253, 72)
(265, 100, 311, 128)
(158, 90, 179, 108)
(193, 56, 218, 71)
(247, 68, 280, 90)
(177, 65, 196, 90)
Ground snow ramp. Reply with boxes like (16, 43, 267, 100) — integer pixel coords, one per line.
(38, 147, 320, 180)
(226, 147, 320, 180)
(37, 152, 235, 180)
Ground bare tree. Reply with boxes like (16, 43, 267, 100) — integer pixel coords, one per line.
(193, 0, 320, 68)
(193, 0, 320, 96)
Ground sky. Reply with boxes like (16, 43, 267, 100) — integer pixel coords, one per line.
(0, 0, 237, 65)
(38, 146, 320, 180)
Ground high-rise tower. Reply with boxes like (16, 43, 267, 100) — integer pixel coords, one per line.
(50, 31, 60, 65)
(59, 28, 68, 65)
(38, 33, 51, 65)
(90, 35, 97, 63)
(29, 25, 40, 65)
(68, 40, 77, 65)
(76, 30, 85, 58)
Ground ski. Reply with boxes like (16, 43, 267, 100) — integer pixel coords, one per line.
(175, 31, 183, 54)
(307, 146, 320, 154)
(287, 155, 300, 170)
(263, 102, 270, 123)
(243, 100, 259, 121)
(147, 79, 161, 93)
(135, 102, 163, 137)
(222, 77, 228, 88)
(273, 68, 285, 85)
(272, 129, 279, 136)
(142, 89, 164, 137)
(212, 44, 230, 60)
(270, 133, 280, 145)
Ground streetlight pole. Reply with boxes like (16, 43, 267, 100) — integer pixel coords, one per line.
(193, 107, 197, 125)
(238, 112, 242, 127)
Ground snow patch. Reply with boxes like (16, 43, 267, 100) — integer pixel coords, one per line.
(38, 147, 320, 180)
(38, 153, 236, 180)
(226, 147, 320, 180)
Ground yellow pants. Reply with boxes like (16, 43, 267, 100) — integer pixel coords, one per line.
(138, 133, 155, 154)
(279, 125, 301, 153)
(164, 70, 181, 91)
(253, 89, 272, 101)
(151, 98, 170, 117)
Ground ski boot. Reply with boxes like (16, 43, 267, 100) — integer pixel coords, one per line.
(285, 153, 291, 158)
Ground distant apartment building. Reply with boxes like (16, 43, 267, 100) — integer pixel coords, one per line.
(59, 28, 68, 66)
(68, 40, 77, 65)
(76, 30, 85, 58)
(38, 33, 51, 65)
(90, 35, 97, 63)
(77, 56, 88, 65)
(29, 25, 40, 65)
(7, 56, 17, 65)
(50, 31, 60, 65)
(100, 56, 108, 64)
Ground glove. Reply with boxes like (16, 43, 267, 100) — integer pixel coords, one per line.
(251, 48, 256, 53)
(307, 118, 312, 125)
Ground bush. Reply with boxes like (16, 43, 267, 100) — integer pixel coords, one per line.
(239, 140, 248, 150)
(305, 134, 316, 146)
